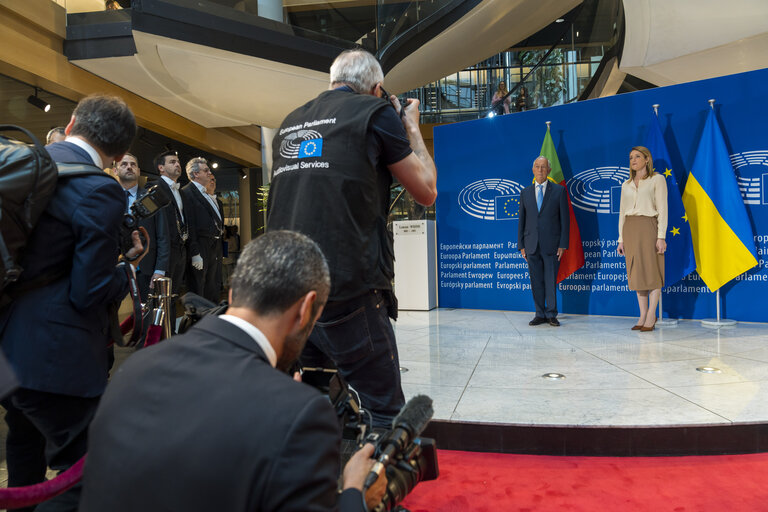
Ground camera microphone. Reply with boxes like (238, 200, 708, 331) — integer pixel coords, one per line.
(364, 395, 433, 489)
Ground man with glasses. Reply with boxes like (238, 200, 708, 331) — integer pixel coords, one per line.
(266, 49, 437, 427)
(182, 157, 224, 303)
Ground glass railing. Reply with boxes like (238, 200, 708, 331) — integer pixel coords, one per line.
(63, 0, 455, 56)
(406, 0, 623, 123)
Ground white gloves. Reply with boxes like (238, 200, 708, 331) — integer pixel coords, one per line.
(191, 254, 203, 271)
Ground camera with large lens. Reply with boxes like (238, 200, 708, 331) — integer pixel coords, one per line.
(301, 368, 439, 511)
(120, 183, 172, 260)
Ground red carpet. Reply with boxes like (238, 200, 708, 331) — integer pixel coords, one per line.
(401, 449, 768, 511)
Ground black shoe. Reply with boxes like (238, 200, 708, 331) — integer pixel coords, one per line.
(529, 316, 547, 326)
(548, 317, 560, 327)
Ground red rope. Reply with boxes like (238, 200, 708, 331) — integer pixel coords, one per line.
(0, 456, 86, 509)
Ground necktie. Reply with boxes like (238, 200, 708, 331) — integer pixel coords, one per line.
(125, 189, 131, 213)
(536, 184, 543, 211)
(172, 182, 180, 191)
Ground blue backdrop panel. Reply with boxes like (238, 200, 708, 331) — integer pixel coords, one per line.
(434, 68, 768, 321)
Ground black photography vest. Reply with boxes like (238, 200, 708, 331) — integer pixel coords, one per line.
(267, 89, 394, 301)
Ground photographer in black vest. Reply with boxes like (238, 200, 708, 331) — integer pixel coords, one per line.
(267, 49, 437, 427)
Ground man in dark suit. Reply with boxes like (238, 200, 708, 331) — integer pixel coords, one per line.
(152, 150, 189, 325)
(79, 230, 385, 512)
(206, 173, 225, 293)
(518, 156, 570, 326)
(182, 157, 223, 302)
(0, 95, 144, 512)
(113, 153, 170, 300)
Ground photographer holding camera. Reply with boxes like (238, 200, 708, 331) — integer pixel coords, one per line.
(0, 94, 144, 512)
(267, 49, 437, 428)
(79, 230, 386, 512)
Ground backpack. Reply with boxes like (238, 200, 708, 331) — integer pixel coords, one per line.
(0, 125, 111, 307)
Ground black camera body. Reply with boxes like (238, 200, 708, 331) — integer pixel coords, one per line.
(301, 368, 438, 511)
(366, 430, 439, 512)
(120, 183, 172, 260)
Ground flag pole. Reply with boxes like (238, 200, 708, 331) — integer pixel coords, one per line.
(652, 104, 678, 327)
(700, 99, 737, 329)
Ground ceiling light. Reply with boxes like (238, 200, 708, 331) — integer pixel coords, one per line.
(27, 88, 51, 113)
(212, 162, 219, 169)
(555, 18, 565, 23)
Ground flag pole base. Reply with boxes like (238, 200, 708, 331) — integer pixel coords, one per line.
(657, 318, 679, 327)
(701, 318, 737, 329)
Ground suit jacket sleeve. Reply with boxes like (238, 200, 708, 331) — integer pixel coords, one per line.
(261, 394, 364, 512)
(182, 187, 201, 257)
(70, 178, 129, 310)
(518, 189, 527, 251)
(558, 186, 570, 249)
(153, 207, 170, 273)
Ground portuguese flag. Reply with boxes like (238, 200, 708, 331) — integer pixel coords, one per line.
(540, 124, 584, 283)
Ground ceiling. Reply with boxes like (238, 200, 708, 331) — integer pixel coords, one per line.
(67, 0, 579, 129)
(619, 0, 768, 87)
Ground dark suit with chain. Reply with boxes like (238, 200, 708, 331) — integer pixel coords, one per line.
(151, 177, 189, 297)
(518, 180, 569, 319)
(182, 182, 223, 302)
(134, 185, 170, 300)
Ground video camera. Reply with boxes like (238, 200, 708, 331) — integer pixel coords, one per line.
(120, 183, 172, 260)
(301, 368, 439, 511)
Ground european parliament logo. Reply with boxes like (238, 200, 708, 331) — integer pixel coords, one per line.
(730, 151, 768, 205)
(278, 129, 323, 159)
(568, 166, 630, 214)
(458, 178, 524, 220)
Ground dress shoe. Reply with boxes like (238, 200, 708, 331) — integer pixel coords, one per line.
(640, 319, 657, 332)
(529, 316, 547, 326)
(631, 325, 643, 331)
(548, 317, 560, 327)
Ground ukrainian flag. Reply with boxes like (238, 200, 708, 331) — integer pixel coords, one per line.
(682, 108, 758, 291)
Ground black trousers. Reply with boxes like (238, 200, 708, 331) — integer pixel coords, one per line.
(527, 249, 560, 318)
(187, 237, 222, 303)
(1, 388, 100, 512)
(300, 289, 405, 428)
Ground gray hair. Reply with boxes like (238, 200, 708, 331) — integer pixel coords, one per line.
(46, 126, 66, 145)
(230, 230, 330, 316)
(186, 157, 208, 181)
(329, 49, 384, 94)
(533, 156, 551, 169)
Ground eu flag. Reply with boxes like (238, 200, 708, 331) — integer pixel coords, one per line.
(682, 107, 758, 291)
(298, 138, 323, 158)
(644, 109, 695, 286)
(494, 194, 519, 220)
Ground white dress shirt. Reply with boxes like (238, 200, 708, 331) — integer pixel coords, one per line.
(192, 181, 222, 220)
(219, 315, 277, 367)
(64, 136, 102, 169)
(161, 175, 184, 221)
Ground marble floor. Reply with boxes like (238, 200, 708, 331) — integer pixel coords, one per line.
(395, 309, 768, 427)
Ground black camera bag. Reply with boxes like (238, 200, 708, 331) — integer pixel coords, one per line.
(0, 125, 109, 307)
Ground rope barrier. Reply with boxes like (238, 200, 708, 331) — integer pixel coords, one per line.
(0, 456, 85, 509)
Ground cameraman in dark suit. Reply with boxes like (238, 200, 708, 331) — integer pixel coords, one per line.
(79, 230, 385, 512)
(0, 95, 144, 512)
(113, 153, 170, 300)
(518, 156, 570, 326)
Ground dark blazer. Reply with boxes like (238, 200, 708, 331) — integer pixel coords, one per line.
(0, 141, 128, 397)
(80, 316, 364, 512)
(518, 180, 570, 255)
(182, 182, 223, 249)
(136, 184, 170, 276)
(152, 177, 188, 249)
